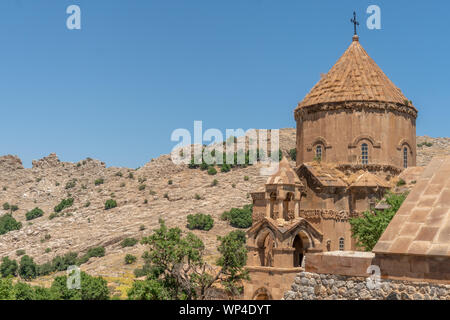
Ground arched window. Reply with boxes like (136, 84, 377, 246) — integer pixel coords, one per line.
(339, 238, 345, 251)
(403, 147, 408, 169)
(315, 145, 322, 160)
(361, 143, 369, 165)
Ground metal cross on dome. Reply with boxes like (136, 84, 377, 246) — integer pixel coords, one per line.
(350, 11, 359, 36)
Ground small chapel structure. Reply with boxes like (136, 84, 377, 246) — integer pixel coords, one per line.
(244, 28, 418, 300)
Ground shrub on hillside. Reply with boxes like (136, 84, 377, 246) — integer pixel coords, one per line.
(124, 254, 137, 265)
(25, 207, 44, 221)
(220, 164, 231, 173)
(221, 205, 253, 228)
(51, 252, 78, 272)
(0, 257, 18, 277)
(121, 238, 138, 248)
(94, 178, 104, 186)
(207, 167, 217, 175)
(65, 179, 76, 189)
(3, 202, 10, 210)
(54, 198, 74, 213)
(187, 213, 214, 231)
(0, 214, 22, 235)
(104, 199, 117, 210)
(86, 246, 105, 258)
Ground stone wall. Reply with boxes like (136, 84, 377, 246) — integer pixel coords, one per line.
(284, 272, 450, 300)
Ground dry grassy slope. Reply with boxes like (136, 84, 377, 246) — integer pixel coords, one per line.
(0, 129, 448, 288)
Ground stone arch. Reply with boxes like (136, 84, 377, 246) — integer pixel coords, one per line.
(252, 287, 272, 300)
(307, 136, 331, 151)
(396, 139, 414, 168)
(255, 227, 277, 267)
(396, 138, 413, 151)
(289, 228, 314, 249)
(348, 134, 381, 149)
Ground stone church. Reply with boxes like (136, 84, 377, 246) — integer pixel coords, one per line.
(244, 33, 418, 300)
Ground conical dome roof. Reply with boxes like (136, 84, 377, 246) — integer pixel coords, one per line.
(266, 157, 303, 185)
(296, 36, 415, 110)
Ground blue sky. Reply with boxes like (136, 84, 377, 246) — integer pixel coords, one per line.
(0, 0, 448, 168)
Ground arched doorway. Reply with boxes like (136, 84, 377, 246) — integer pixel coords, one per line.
(292, 231, 311, 268)
(293, 234, 304, 267)
(253, 287, 272, 300)
(256, 229, 275, 267)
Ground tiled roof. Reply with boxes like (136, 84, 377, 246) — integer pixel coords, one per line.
(350, 171, 390, 188)
(301, 164, 347, 187)
(266, 158, 303, 186)
(373, 156, 450, 257)
(296, 36, 413, 109)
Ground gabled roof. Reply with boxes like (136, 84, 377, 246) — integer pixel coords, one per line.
(296, 36, 415, 110)
(300, 163, 347, 188)
(247, 217, 323, 240)
(349, 171, 390, 188)
(266, 157, 303, 186)
(373, 156, 450, 257)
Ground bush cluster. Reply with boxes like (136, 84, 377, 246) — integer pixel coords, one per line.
(187, 213, 214, 231)
(121, 238, 138, 248)
(221, 204, 253, 228)
(25, 208, 44, 221)
(104, 199, 117, 210)
(65, 179, 76, 189)
(124, 254, 137, 265)
(0, 272, 109, 300)
(0, 214, 22, 235)
(54, 198, 74, 213)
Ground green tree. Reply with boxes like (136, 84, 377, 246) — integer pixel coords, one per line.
(51, 271, 109, 300)
(0, 257, 18, 277)
(18, 255, 37, 280)
(127, 278, 171, 300)
(131, 220, 248, 300)
(215, 230, 249, 296)
(0, 278, 15, 300)
(13, 282, 35, 300)
(350, 192, 407, 251)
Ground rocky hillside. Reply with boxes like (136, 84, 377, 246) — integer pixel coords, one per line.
(0, 129, 447, 295)
(416, 136, 450, 166)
